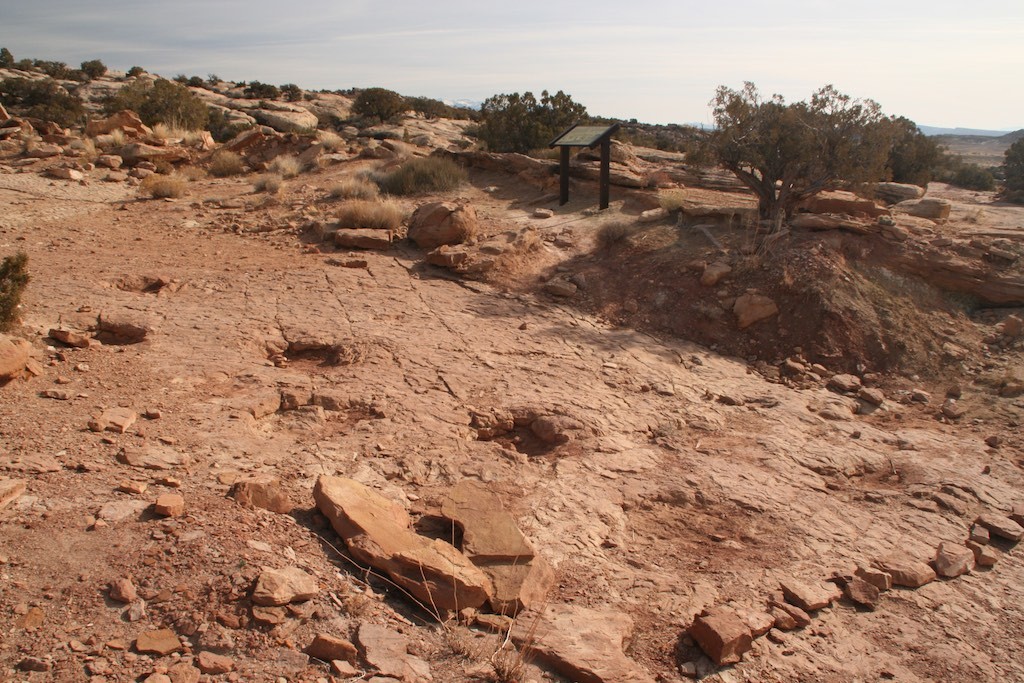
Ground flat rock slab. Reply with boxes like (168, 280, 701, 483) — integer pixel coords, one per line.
(97, 499, 150, 522)
(334, 229, 392, 250)
(519, 604, 655, 683)
(89, 408, 137, 434)
(96, 311, 151, 344)
(252, 566, 319, 606)
(357, 623, 432, 682)
(314, 476, 491, 611)
(876, 553, 936, 588)
(690, 608, 754, 666)
(975, 513, 1024, 542)
(844, 578, 880, 610)
(135, 628, 182, 655)
(966, 540, 999, 567)
(779, 578, 836, 611)
(440, 480, 534, 561)
(117, 445, 189, 470)
(306, 633, 357, 664)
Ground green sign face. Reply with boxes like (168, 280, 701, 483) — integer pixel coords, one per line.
(550, 125, 617, 147)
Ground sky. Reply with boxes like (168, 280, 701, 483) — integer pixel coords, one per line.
(1, 0, 1022, 130)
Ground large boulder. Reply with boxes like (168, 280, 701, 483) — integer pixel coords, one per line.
(800, 190, 888, 218)
(408, 202, 479, 249)
(119, 142, 190, 165)
(874, 182, 926, 205)
(0, 335, 31, 381)
(313, 476, 492, 611)
(252, 108, 319, 133)
(85, 110, 151, 138)
(895, 197, 952, 221)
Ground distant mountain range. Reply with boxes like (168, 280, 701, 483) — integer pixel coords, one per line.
(919, 125, 1020, 138)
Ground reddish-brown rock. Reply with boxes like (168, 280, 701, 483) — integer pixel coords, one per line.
(975, 513, 1024, 542)
(690, 608, 754, 666)
(876, 553, 936, 588)
(934, 541, 975, 578)
(408, 201, 479, 249)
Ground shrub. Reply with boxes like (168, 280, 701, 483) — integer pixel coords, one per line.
(141, 173, 188, 198)
(33, 60, 71, 79)
(268, 155, 301, 178)
(1003, 138, 1024, 203)
(885, 116, 944, 186)
(595, 221, 635, 249)
(353, 87, 406, 123)
(126, 66, 145, 78)
(949, 164, 996, 191)
(80, 59, 107, 80)
(0, 77, 85, 127)
(328, 176, 379, 200)
(336, 199, 405, 229)
(208, 150, 245, 177)
(0, 48, 13, 69)
(281, 83, 303, 102)
(0, 252, 30, 332)
(253, 173, 283, 193)
(658, 189, 688, 212)
(374, 156, 467, 196)
(206, 107, 252, 143)
(244, 81, 279, 100)
(180, 165, 207, 181)
(479, 90, 587, 153)
(104, 78, 208, 130)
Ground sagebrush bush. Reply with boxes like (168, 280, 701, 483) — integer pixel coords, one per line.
(141, 173, 188, 199)
(269, 155, 301, 179)
(595, 221, 634, 250)
(0, 77, 85, 127)
(253, 173, 282, 193)
(336, 199, 405, 230)
(353, 87, 406, 123)
(0, 251, 30, 333)
(208, 150, 245, 177)
(103, 78, 208, 130)
(328, 177, 379, 200)
(374, 156, 467, 196)
(949, 164, 996, 191)
(180, 165, 207, 181)
(317, 130, 344, 151)
(658, 189, 687, 212)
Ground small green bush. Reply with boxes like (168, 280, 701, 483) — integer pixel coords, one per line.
(0, 252, 29, 332)
(104, 78, 208, 130)
(353, 87, 406, 123)
(374, 156, 467, 196)
(949, 164, 996, 191)
(244, 81, 279, 100)
(1003, 138, 1024, 203)
(0, 48, 13, 68)
(336, 199, 405, 230)
(208, 150, 245, 177)
(126, 66, 145, 78)
(80, 59, 107, 80)
(0, 78, 85, 127)
(281, 83, 303, 102)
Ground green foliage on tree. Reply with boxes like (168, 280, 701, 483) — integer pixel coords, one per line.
(104, 78, 209, 130)
(126, 66, 145, 78)
(1003, 138, 1024, 203)
(280, 83, 302, 102)
(32, 60, 71, 79)
(0, 77, 85, 126)
(186, 76, 205, 88)
(709, 82, 893, 226)
(948, 164, 995, 191)
(884, 116, 944, 187)
(0, 48, 14, 68)
(0, 251, 30, 333)
(79, 59, 107, 80)
(478, 90, 587, 153)
(353, 87, 407, 123)
(244, 81, 279, 100)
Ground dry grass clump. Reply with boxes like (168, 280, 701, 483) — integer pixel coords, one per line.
(108, 129, 127, 147)
(328, 176, 380, 200)
(374, 156, 467, 196)
(317, 130, 345, 151)
(253, 173, 283, 194)
(180, 165, 207, 181)
(269, 155, 301, 179)
(336, 199, 405, 230)
(209, 150, 245, 177)
(658, 189, 687, 212)
(140, 173, 188, 199)
(69, 137, 98, 162)
(0, 251, 30, 333)
(595, 220, 635, 250)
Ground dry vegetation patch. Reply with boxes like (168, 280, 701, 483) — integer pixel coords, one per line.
(209, 149, 245, 177)
(140, 173, 188, 199)
(375, 156, 467, 196)
(337, 199, 405, 230)
(328, 176, 380, 200)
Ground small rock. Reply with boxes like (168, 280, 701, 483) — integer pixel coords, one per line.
(331, 659, 360, 677)
(110, 577, 138, 603)
(934, 542, 975, 578)
(941, 399, 966, 420)
(229, 476, 293, 514)
(49, 327, 92, 348)
(855, 565, 892, 591)
(689, 608, 753, 666)
(0, 479, 27, 511)
(252, 567, 319, 606)
(17, 657, 51, 672)
(827, 374, 862, 393)
(772, 602, 811, 629)
(88, 407, 138, 433)
(544, 279, 578, 298)
(966, 540, 999, 567)
(910, 389, 931, 403)
(779, 578, 835, 611)
(700, 261, 732, 287)
(843, 577, 880, 610)
(857, 387, 885, 406)
(197, 651, 234, 674)
(733, 293, 778, 328)
(969, 525, 990, 545)
(767, 629, 789, 644)
(769, 606, 798, 631)
(533, 208, 554, 219)
(875, 553, 936, 588)
(306, 633, 357, 663)
(154, 493, 185, 517)
(118, 481, 149, 495)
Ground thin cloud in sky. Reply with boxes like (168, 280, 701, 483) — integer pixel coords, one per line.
(0, 0, 1021, 129)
